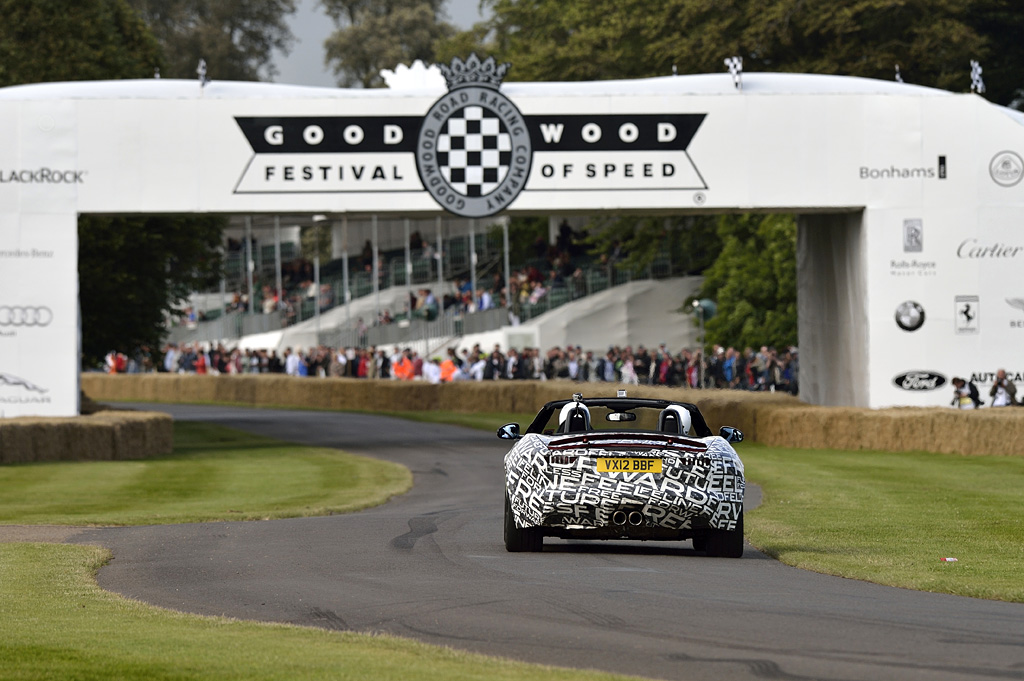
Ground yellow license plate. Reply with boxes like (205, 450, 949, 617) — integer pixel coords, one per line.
(596, 458, 662, 473)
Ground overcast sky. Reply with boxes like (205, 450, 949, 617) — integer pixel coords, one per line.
(272, 0, 487, 87)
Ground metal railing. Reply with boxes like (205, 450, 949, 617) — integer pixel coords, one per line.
(177, 251, 676, 348)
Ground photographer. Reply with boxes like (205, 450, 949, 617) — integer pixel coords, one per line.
(989, 369, 1017, 407)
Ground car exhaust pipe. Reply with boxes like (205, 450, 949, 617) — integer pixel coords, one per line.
(612, 511, 627, 525)
(628, 511, 644, 526)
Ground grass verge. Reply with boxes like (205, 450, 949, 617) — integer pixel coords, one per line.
(741, 444, 1024, 601)
(0, 542, 642, 681)
(0, 422, 412, 525)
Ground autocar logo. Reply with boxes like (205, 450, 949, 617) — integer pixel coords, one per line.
(0, 372, 49, 393)
(416, 54, 532, 218)
(0, 305, 53, 327)
(990, 151, 1023, 187)
(893, 371, 946, 391)
(894, 301, 925, 331)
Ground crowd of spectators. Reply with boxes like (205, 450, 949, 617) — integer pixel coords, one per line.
(108, 340, 799, 396)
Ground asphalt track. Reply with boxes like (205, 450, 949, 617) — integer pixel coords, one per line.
(73, 404, 1024, 681)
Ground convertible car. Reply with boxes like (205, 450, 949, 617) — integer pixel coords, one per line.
(498, 392, 745, 557)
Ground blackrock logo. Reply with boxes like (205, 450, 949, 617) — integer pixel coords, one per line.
(233, 54, 707, 217)
(416, 54, 532, 218)
(894, 301, 925, 331)
(893, 371, 946, 391)
(990, 151, 1023, 187)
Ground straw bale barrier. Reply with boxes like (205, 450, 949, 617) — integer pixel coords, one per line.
(80, 374, 1024, 456)
(0, 409, 173, 465)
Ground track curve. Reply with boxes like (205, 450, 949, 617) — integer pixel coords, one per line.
(73, 405, 1024, 681)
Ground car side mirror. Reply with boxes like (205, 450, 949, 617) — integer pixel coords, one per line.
(497, 423, 521, 440)
(719, 426, 744, 444)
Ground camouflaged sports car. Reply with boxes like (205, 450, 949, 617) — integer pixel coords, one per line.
(497, 393, 745, 557)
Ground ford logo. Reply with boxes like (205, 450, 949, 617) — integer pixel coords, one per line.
(893, 371, 947, 391)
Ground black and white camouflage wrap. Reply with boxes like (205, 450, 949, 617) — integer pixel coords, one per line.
(505, 433, 744, 534)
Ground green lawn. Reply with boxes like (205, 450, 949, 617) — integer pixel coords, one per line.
(0, 543, 641, 681)
(0, 422, 411, 526)
(741, 444, 1024, 601)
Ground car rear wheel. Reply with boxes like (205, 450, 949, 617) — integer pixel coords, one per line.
(705, 512, 744, 558)
(504, 492, 543, 552)
(691, 535, 707, 552)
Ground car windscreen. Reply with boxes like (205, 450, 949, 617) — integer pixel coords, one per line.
(539, 405, 668, 435)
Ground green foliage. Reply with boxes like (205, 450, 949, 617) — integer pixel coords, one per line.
(454, 0, 1023, 107)
(126, 0, 297, 81)
(582, 215, 721, 277)
(323, 0, 455, 87)
(697, 214, 797, 350)
(78, 215, 224, 365)
(0, 0, 161, 86)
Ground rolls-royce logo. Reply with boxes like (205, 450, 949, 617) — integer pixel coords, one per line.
(893, 371, 946, 391)
(0, 305, 53, 327)
(416, 54, 532, 218)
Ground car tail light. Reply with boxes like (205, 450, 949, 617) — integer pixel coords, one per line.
(549, 454, 578, 466)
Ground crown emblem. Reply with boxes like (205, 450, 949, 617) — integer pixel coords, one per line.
(438, 53, 510, 91)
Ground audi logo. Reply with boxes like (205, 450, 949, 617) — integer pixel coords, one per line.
(0, 306, 53, 327)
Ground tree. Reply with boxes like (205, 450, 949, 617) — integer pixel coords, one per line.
(695, 214, 797, 351)
(453, 0, 1021, 106)
(322, 0, 455, 88)
(78, 216, 224, 364)
(0, 0, 225, 366)
(0, 0, 161, 85)
(126, 0, 296, 81)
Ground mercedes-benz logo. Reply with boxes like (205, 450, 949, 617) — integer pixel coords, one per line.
(0, 306, 53, 327)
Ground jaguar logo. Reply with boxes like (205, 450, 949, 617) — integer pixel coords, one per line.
(893, 371, 946, 391)
(0, 372, 49, 393)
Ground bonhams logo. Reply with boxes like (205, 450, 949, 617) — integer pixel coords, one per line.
(893, 371, 946, 391)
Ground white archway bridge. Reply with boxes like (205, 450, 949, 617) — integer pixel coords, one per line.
(2, 68, 1023, 416)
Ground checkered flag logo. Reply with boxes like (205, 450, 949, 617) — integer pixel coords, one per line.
(437, 106, 513, 197)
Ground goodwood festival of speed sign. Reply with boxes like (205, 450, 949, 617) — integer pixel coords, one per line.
(416, 54, 532, 218)
(232, 54, 707, 217)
